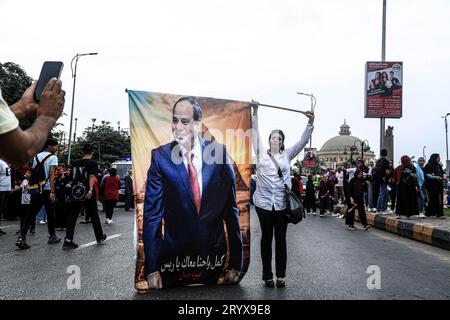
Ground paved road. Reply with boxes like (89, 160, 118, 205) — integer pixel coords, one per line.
(1, 206, 450, 300)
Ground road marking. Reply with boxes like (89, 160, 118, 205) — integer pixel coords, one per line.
(77, 234, 122, 249)
(0, 224, 19, 229)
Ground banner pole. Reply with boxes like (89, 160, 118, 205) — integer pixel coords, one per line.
(258, 103, 309, 115)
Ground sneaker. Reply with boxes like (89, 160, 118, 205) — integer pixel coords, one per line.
(388, 209, 394, 214)
(396, 215, 401, 219)
(348, 225, 357, 230)
(16, 237, 30, 250)
(307, 212, 311, 215)
(97, 233, 107, 244)
(105, 219, 110, 224)
(312, 212, 316, 216)
(419, 213, 426, 219)
(30, 229, 36, 235)
(62, 239, 79, 250)
(363, 225, 371, 231)
(80, 219, 91, 224)
(438, 216, 446, 219)
(48, 235, 62, 245)
(38, 220, 47, 224)
(331, 213, 339, 217)
(108, 219, 113, 224)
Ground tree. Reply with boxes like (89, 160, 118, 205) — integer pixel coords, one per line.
(66, 120, 131, 167)
(0, 62, 34, 129)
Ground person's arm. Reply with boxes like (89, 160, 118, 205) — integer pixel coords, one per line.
(0, 79, 65, 168)
(84, 174, 96, 199)
(285, 112, 315, 161)
(251, 102, 266, 157)
(48, 165, 56, 203)
(426, 173, 439, 180)
(143, 149, 164, 289)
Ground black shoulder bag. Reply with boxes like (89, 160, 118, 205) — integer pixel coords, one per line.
(268, 152, 304, 224)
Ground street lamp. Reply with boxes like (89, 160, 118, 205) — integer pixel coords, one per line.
(354, 139, 370, 162)
(344, 145, 357, 165)
(423, 146, 426, 160)
(67, 52, 98, 164)
(442, 113, 450, 162)
(297, 92, 316, 148)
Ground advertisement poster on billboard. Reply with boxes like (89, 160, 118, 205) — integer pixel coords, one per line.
(303, 148, 317, 168)
(365, 61, 403, 118)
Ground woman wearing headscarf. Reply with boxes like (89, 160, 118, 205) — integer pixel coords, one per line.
(394, 156, 419, 218)
(424, 154, 446, 219)
(252, 101, 314, 288)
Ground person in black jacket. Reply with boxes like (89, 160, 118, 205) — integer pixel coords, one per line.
(346, 169, 370, 231)
(305, 174, 317, 216)
(318, 175, 328, 217)
(375, 149, 392, 214)
(124, 169, 134, 211)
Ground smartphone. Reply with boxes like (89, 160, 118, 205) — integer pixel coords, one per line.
(34, 61, 64, 101)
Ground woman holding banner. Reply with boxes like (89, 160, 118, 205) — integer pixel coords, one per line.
(251, 101, 314, 288)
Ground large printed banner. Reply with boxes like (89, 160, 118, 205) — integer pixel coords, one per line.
(128, 90, 252, 292)
(365, 61, 403, 118)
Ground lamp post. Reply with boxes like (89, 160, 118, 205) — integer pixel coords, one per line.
(354, 139, 370, 162)
(67, 52, 98, 164)
(443, 113, 450, 162)
(344, 145, 357, 165)
(423, 146, 426, 160)
(297, 92, 316, 148)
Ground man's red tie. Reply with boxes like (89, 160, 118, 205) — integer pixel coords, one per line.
(186, 152, 201, 214)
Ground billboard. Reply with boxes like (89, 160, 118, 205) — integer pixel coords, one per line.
(128, 90, 251, 292)
(303, 147, 318, 168)
(365, 61, 403, 118)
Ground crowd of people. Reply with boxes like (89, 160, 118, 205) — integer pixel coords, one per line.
(284, 149, 447, 231)
(0, 140, 135, 250)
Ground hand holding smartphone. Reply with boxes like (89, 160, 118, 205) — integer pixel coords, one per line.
(34, 61, 64, 101)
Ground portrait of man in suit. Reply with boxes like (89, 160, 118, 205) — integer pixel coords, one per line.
(143, 96, 243, 289)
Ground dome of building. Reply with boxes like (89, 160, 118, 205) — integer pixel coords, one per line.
(317, 120, 375, 168)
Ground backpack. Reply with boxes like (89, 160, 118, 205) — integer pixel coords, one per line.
(402, 167, 418, 187)
(28, 154, 53, 195)
(70, 163, 89, 202)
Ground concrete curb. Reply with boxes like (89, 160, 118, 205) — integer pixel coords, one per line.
(334, 205, 450, 251)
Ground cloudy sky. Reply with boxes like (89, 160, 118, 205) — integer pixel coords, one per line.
(1, 0, 449, 164)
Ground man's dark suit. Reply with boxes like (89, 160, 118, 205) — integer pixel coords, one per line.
(143, 138, 243, 287)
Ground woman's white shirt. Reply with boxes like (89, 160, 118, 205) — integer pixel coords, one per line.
(252, 115, 313, 211)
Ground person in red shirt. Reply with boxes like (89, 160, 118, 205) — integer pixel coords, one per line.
(103, 167, 121, 224)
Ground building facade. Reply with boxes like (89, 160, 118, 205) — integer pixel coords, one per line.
(317, 121, 375, 169)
